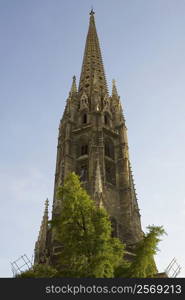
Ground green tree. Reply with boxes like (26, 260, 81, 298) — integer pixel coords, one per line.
(51, 172, 124, 278)
(126, 225, 166, 278)
(114, 259, 131, 278)
(17, 173, 166, 279)
(16, 264, 57, 278)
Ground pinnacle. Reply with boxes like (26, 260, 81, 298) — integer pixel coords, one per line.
(70, 75, 77, 95)
(112, 79, 119, 97)
(94, 158, 104, 208)
(44, 198, 49, 214)
(94, 158, 103, 195)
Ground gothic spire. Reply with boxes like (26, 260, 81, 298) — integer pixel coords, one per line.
(78, 10, 108, 96)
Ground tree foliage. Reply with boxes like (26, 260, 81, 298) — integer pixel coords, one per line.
(51, 172, 124, 277)
(126, 225, 166, 278)
(16, 264, 57, 278)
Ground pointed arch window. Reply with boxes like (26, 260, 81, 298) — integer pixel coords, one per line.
(104, 139, 114, 159)
(104, 111, 111, 126)
(104, 114, 108, 125)
(76, 136, 89, 158)
(106, 165, 112, 182)
(82, 113, 87, 124)
(105, 143, 110, 157)
(105, 160, 116, 185)
(81, 144, 88, 156)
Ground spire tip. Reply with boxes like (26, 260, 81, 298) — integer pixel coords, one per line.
(90, 7, 95, 16)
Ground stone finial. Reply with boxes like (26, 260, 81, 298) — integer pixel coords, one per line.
(70, 75, 77, 95)
(112, 79, 119, 97)
(45, 198, 49, 210)
(90, 8, 95, 16)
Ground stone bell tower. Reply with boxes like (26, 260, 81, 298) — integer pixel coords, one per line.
(34, 10, 143, 264)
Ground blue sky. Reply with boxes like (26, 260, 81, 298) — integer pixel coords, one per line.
(0, 0, 185, 277)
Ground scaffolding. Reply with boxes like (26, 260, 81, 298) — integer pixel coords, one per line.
(165, 258, 181, 278)
(10, 254, 33, 277)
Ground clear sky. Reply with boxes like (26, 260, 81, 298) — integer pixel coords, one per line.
(0, 0, 185, 277)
